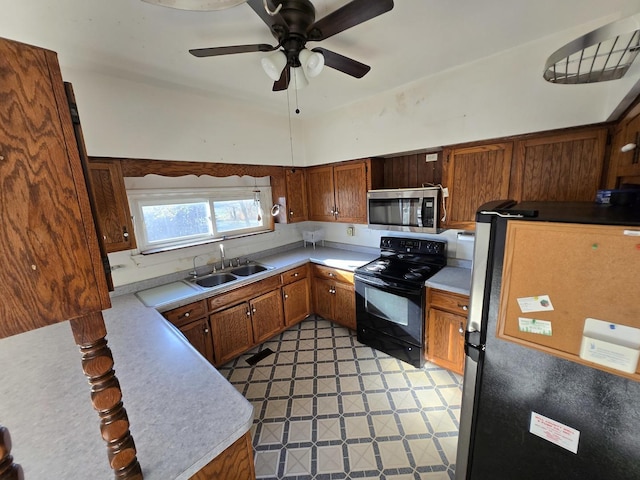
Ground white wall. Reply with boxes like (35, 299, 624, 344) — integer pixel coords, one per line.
(301, 19, 640, 165)
(64, 67, 308, 166)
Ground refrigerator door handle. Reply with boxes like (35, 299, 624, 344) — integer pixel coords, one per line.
(465, 329, 485, 362)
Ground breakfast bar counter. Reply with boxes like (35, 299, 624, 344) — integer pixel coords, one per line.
(0, 294, 253, 479)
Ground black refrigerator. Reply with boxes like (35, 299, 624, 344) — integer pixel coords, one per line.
(455, 200, 640, 480)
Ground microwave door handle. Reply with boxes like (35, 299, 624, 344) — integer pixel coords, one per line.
(417, 200, 423, 227)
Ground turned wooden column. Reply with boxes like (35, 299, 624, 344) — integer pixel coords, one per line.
(70, 313, 143, 480)
(0, 425, 23, 480)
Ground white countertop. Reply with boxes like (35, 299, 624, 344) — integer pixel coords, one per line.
(0, 295, 253, 479)
(426, 265, 472, 296)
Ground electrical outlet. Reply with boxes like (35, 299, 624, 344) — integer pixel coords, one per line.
(347, 226, 355, 236)
(425, 153, 438, 162)
(442, 187, 449, 198)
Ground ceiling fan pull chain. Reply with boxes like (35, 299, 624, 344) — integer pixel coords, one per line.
(263, 0, 282, 16)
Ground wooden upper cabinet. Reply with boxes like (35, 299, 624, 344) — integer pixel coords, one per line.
(443, 143, 513, 229)
(307, 161, 368, 223)
(333, 163, 368, 223)
(606, 110, 640, 188)
(284, 168, 308, 223)
(0, 37, 110, 337)
(510, 128, 607, 202)
(88, 160, 136, 253)
(307, 165, 336, 221)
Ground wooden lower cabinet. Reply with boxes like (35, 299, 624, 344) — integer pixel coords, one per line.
(283, 277, 311, 327)
(190, 431, 255, 480)
(312, 265, 356, 330)
(210, 303, 254, 366)
(179, 318, 215, 365)
(250, 289, 284, 344)
(426, 289, 469, 375)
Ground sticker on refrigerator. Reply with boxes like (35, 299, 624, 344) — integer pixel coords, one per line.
(517, 295, 554, 313)
(518, 318, 552, 336)
(579, 318, 640, 374)
(529, 412, 580, 454)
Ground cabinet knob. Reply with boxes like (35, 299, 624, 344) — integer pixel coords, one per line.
(458, 304, 468, 311)
(459, 323, 465, 335)
(252, 307, 257, 313)
(246, 310, 251, 316)
(293, 273, 299, 277)
(289, 210, 294, 216)
(204, 328, 209, 334)
(284, 294, 289, 299)
(183, 312, 190, 318)
(123, 227, 129, 239)
(328, 272, 334, 277)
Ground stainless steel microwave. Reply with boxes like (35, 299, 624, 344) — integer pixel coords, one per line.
(367, 187, 439, 233)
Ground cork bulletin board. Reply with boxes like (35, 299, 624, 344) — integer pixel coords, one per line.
(497, 220, 640, 381)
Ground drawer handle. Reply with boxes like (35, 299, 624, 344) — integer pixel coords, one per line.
(458, 304, 468, 311)
(183, 312, 190, 318)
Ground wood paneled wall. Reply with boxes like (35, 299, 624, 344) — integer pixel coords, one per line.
(381, 152, 442, 189)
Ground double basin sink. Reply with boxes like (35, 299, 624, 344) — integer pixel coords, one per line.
(189, 263, 273, 288)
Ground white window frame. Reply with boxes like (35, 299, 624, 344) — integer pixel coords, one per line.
(128, 186, 273, 254)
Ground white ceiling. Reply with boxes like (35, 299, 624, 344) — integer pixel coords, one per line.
(3, 0, 640, 116)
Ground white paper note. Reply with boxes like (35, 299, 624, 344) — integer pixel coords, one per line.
(518, 318, 552, 336)
(517, 295, 554, 313)
(530, 412, 580, 454)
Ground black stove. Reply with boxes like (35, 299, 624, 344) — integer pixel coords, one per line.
(355, 236, 448, 368)
(355, 237, 447, 287)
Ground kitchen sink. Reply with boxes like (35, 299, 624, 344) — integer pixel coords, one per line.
(230, 264, 269, 276)
(193, 273, 236, 288)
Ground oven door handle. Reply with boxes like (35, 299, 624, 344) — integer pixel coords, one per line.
(354, 274, 423, 296)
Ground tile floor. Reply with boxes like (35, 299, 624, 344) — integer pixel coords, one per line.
(217, 316, 462, 480)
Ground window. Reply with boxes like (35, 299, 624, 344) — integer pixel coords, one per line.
(128, 187, 272, 253)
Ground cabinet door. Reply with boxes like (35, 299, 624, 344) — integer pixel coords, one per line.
(607, 112, 640, 187)
(0, 39, 109, 337)
(334, 162, 367, 223)
(250, 289, 284, 344)
(306, 165, 336, 221)
(285, 168, 308, 223)
(210, 303, 253, 366)
(333, 281, 356, 330)
(443, 143, 513, 229)
(179, 318, 214, 365)
(427, 308, 466, 375)
(283, 278, 311, 327)
(511, 128, 607, 202)
(313, 277, 335, 320)
(88, 160, 136, 252)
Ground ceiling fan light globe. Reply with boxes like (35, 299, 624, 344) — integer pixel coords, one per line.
(299, 49, 325, 78)
(261, 51, 287, 81)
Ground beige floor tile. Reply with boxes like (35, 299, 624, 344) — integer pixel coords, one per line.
(338, 375, 361, 392)
(317, 444, 344, 474)
(296, 349, 315, 363)
(371, 413, 401, 437)
(284, 447, 312, 475)
(378, 439, 410, 469)
(269, 380, 291, 397)
(438, 436, 459, 464)
(357, 358, 380, 374)
(291, 397, 313, 417)
(259, 422, 284, 445)
(316, 395, 339, 415)
(347, 442, 378, 471)
(292, 378, 313, 396)
(337, 360, 358, 375)
(362, 373, 386, 391)
(294, 363, 314, 377)
(389, 389, 419, 410)
(264, 398, 288, 419)
(316, 418, 341, 442)
(407, 437, 442, 467)
(399, 411, 429, 435)
(414, 388, 445, 409)
(341, 393, 366, 414)
(384, 372, 409, 389)
(366, 392, 392, 412)
(316, 376, 337, 394)
(344, 415, 371, 439)
(316, 337, 335, 349)
(254, 450, 280, 478)
(273, 365, 293, 379)
(316, 361, 337, 377)
(287, 419, 312, 443)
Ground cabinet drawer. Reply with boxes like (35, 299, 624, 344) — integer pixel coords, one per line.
(208, 275, 281, 313)
(163, 300, 207, 327)
(428, 289, 470, 316)
(281, 264, 309, 285)
(312, 264, 354, 284)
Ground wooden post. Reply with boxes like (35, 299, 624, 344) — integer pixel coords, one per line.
(69, 312, 143, 480)
(0, 425, 23, 480)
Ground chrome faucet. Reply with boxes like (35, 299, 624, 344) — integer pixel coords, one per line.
(190, 254, 205, 279)
(219, 243, 225, 269)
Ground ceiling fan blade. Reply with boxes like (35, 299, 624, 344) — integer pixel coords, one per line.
(308, 0, 394, 41)
(273, 65, 290, 91)
(189, 44, 276, 57)
(246, 0, 289, 38)
(312, 48, 371, 78)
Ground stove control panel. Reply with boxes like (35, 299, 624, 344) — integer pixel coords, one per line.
(380, 236, 446, 256)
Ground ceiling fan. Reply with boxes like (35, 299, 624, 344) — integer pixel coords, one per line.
(189, 0, 395, 91)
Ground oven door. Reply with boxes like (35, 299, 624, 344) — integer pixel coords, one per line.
(354, 274, 424, 346)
